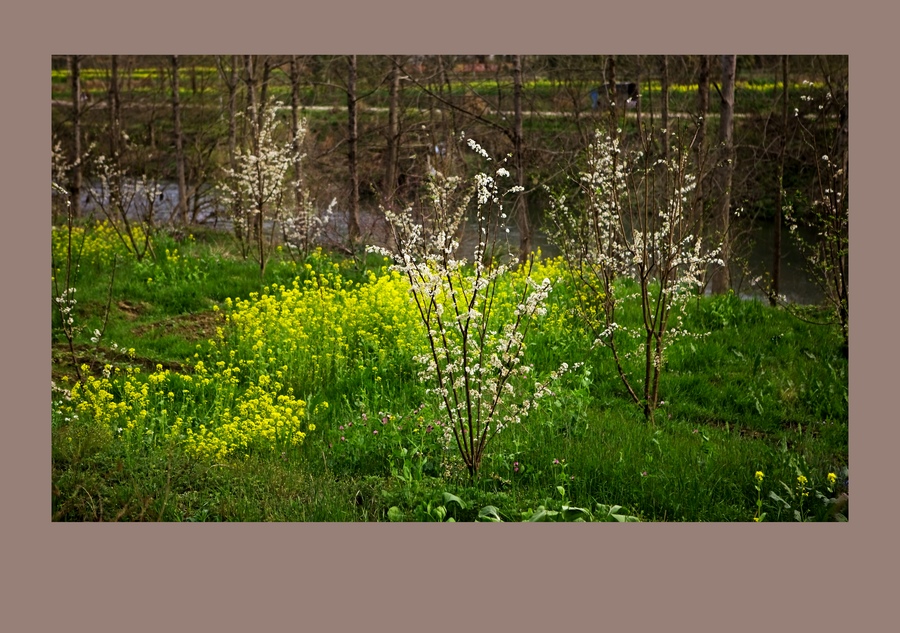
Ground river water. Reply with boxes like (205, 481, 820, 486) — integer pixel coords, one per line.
(74, 181, 826, 305)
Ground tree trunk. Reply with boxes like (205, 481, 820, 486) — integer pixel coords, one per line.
(171, 55, 188, 226)
(258, 57, 272, 131)
(660, 55, 670, 162)
(605, 55, 617, 137)
(711, 54, 736, 295)
(383, 56, 401, 210)
(69, 55, 83, 218)
(347, 54, 361, 246)
(243, 56, 263, 242)
(107, 55, 126, 226)
(289, 56, 308, 250)
(243, 56, 259, 152)
(771, 55, 788, 305)
(215, 55, 243, 244)
(512, 54, 531, 263)
(108, 55, 121, 162)
(694, 54, 710, 231)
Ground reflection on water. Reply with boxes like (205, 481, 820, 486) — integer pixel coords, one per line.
(76, 181, 828, 305)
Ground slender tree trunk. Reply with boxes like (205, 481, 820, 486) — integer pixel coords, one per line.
(384, 56, 401, 210)
(605, 55, 617, 137)
(69, 55, 83, 218)
(243, 56, 259, 151)
(108, 55, 121, 161)
(347, 54, 361, 246)
(694, 55, 709, 215)
(435, 55, 462, 176)
(711, 54, 736, 294)
(107, 55, 126, 226)
(512, 54, 531, 263)
(243, 56, 263, 242)
(660, 55, 670, 162)
(258, 57, 272, 131)
(289, 56, 308, 250)
(772, 55, 788, 305)
(694, 54, 710, 232)
(216, 55, 244, 245)
(171, 55, 188, 226)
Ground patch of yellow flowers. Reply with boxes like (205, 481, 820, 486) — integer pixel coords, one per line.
(52, 221, 147, 268)
(54, 251, 595, 463)
(56, 361, 310, 462)
(219, 261, 427, 387)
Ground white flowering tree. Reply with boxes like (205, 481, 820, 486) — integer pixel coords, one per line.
(370, 138, 570, 477)
(87, 149, 161, 262)
(52, 141, 120, 383)
(549, 129, 721, 423)
(783, 80, 849, 355)
(220, 100, 305, 278)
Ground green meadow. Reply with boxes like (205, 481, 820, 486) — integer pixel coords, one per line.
(51, 224, 848, 522)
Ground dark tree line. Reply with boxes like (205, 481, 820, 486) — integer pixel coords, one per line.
(52, 54, 847, 302)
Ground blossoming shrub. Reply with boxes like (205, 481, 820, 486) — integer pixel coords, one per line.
(369, 141, 581, 477)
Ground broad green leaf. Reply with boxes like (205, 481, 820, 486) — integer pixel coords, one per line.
(442, 492, 467, 510)
(768, 491, 790, 508)
(387, 506, 404, 522)
(561, 506, 590, 521)
(477, 505, 502, 522)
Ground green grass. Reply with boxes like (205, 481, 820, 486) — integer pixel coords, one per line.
(51, 223, 848, 522)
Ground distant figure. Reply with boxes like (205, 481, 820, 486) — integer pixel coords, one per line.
(590, 82, 640, 109)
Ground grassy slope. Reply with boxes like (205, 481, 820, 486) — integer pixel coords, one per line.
(51, 227, 848, 522)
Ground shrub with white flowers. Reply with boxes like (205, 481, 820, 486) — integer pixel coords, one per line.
(220, 100, 311, 277)
(370, 139, 571, 476)
(548, 129, 721, 423)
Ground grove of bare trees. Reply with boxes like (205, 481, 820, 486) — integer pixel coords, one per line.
(52, 54, 848, 313)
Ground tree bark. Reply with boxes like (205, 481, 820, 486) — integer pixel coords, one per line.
(694, 54, 710, 225)
(170, 55, 188, 226)
(711, 54, 736, 295)
(690, 53, 712, 250)
(69, 55, 83, 218)
(289, 56, 309, 251)
(108, 55, 121, 161)
(771, 55, 788, 305)
(512, 54, 532, 263)
(242, 56, 263, 241)
(347, 54, 361, 246)
(660, 55, 670, 162)
(383, 56, 401, 210)
(605, 55, 617, 137)
(215, 55, 244, 243)
(107, 55, 126, 226)
(242, 56, 258, 149)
